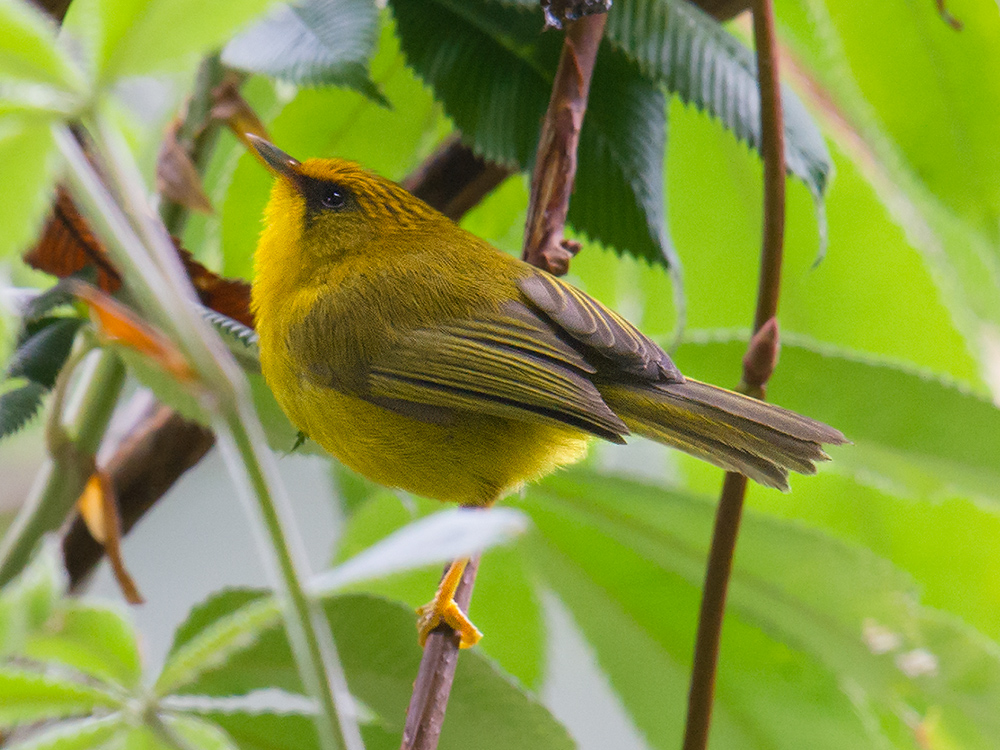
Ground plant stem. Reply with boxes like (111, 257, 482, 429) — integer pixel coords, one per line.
(55, 123, 361, 750)
(0, 349, 125, 585)
(681, 1, 786, 748)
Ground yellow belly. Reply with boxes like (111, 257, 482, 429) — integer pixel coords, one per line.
(266, 362, 591, 506)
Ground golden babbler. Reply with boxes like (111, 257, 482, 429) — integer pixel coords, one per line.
(249, 136, 846, 648)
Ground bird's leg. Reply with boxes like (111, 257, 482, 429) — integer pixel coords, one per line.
(416, 557, 482, 649)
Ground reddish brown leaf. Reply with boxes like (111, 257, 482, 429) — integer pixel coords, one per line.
(26, 190, 253, 328)
(157, 118, 215, 215)
(212, 72, 271, 153)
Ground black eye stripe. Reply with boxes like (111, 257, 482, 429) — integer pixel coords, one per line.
(299, 174, 353, 216)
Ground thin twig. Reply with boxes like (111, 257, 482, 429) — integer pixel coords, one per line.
(400, 12, 608, 750)
(681, 0, 786, 748)
(521, 13, 607, 275)
(400, 557, 480, 750)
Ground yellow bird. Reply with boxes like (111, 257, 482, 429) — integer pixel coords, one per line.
(248, 137, 846, 648)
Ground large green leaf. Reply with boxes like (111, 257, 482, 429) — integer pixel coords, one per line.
(0, 0, 82, 90)
(62, 0, 277, 81)
(0, 537, 65, 655)
(772, 0, 1000, 368)
(519, 469, 1000, 748)
(0, 668, 121, 728)
(672, 335, 1000, 504)
(604, 0, 831, 204)
(390, 0, 676, 266)
(22, 602, 142, 690)
(0, 116, 59, 259)
(2, 715, 123, 750)
(190, 711, 321, 750)
(168, 592, 574, 750)
(223, 0, 385, 103)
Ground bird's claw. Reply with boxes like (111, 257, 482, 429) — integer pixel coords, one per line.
(416, 597, 482, 649)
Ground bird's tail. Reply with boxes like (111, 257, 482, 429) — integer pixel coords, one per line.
(598, 379, 847, 491)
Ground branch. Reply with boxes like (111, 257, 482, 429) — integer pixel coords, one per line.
(521, 13, 607, 275)
(400, 557, 480, 750)
(400, 11, 607, 750)
(681, 0, 786, 748)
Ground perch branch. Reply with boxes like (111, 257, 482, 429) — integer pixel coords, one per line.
(521, 13, 607, 275)
(400, 11, 607, 750)
(681, 0, 786, 749)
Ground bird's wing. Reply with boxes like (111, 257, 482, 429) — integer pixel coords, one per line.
(517, 270, 683, 383)
(295, 301, 630, 442)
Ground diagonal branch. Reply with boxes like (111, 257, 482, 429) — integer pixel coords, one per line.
(399, 11, 608, 750)
(682, 0, 786, 748)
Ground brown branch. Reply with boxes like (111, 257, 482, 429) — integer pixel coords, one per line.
(400, 557, 480, 750)
(521, 13, 607, 275)
(400, 12, 607, 750)
(401, 136, 513, 222)
(681, 0, 786, 748)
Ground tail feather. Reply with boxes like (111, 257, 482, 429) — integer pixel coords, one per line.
(599, 379, 847, 491)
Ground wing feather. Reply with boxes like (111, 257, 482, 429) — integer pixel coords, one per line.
(518, 271, 683, 382)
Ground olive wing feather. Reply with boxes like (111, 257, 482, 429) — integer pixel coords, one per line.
(518, 271, 683, 383)
(293, 302, 629, 442)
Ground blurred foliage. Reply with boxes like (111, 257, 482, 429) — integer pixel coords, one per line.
(2, 0, 1000, 749)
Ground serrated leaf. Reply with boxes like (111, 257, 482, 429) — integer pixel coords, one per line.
(7, 318, 84, 389)
(3, 715, 123, 750)
(223, 0, 385, 104)
(0, 537, 66, 655)
(23, 601, 142, 690)
(605, 0, 832, 201)
(199, 308, 260, 368)
(163, 715, 239, 750)
(0, 667, 121, 728)
(0, 0, 83, 91)
(0, 381, 47, 441)
(310, 507, 527, 596)
(172, 593, 574, 750)
(184, 710, 321, 750)
(63, 0, 277, 82)
(391, 0, 675, 266)
(155, 597, 280, 696)
(0, 116, 60, 259)
(520, 468, 1000, 747)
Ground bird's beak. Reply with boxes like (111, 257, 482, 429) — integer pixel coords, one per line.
(247, 135, 301, 181)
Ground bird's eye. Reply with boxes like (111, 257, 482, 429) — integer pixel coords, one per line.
(321, 187, 346, 209)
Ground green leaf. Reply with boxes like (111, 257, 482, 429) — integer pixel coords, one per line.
(223, 0, 386, 104)
(605, 0, 832, 202)
(0, 537, 66, 655)
(63, 0, 278, 81)
(155, 596, 279, 696)
(390, 0, 676, 266)
(673, 335, 1000, 503)
(23, 601, 142, 690)
(3, 715, 123, 750)
(165, 588, 266, 660)
(162, 714, 240, 750)
(0, 116, 59, 259)
(310, 507, 528, 596)
(521, 469, 1000, 747)
(0, 667, 121, 728)
(112, 346, 210, 427)
(7, 318, 85, 389)
(173, 593, 574, 749)
(0, 0, 83, 90)
(184, 710, 321, 750)
(0, 380, 47, 441)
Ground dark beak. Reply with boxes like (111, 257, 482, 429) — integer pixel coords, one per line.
(247, 135, 301, 180)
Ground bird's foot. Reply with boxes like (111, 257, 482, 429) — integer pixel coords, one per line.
(416, 558, 481, 649)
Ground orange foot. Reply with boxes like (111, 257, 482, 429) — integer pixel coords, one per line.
(415, 558, 482, 649)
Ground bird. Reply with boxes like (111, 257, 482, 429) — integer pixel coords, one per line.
(247, 136, 847, 648)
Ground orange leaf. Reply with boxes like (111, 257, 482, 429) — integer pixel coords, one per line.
(71, 281, 199, 385)
(78, 472, 144, 604)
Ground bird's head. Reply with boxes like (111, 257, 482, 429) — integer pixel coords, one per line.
(249, 136, 439, 264)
